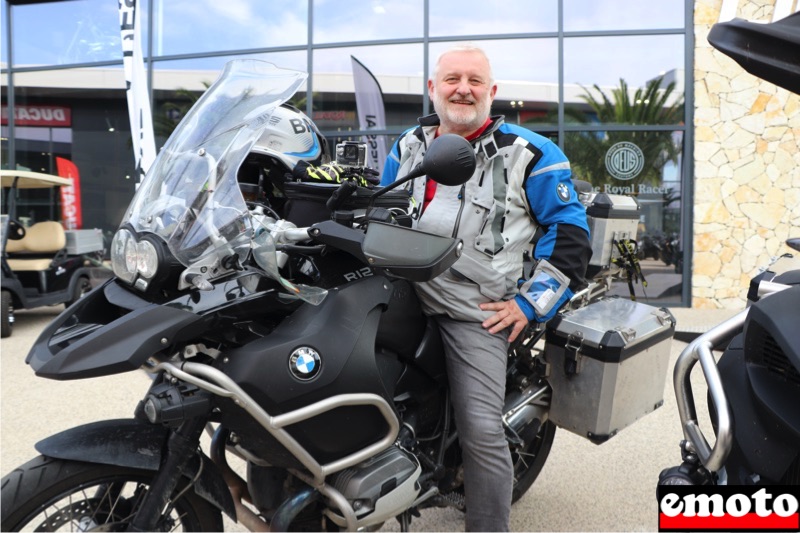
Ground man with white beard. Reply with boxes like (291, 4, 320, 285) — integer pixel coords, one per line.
(381, 44, 592, 531)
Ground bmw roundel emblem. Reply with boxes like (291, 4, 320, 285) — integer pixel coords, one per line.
(556, 182, 571, 203)
(289, 347, 321, 380)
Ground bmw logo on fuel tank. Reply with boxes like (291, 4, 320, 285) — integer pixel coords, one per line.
(289, 347, 321, 380)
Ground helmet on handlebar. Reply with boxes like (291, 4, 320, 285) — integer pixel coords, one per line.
(239, 104, 330, 203)
(250, 104, 330, 170)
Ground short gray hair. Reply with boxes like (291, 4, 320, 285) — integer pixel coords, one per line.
(432, 44, 494, 84)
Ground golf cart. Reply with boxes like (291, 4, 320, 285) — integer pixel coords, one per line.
(1, 170, 105, 338)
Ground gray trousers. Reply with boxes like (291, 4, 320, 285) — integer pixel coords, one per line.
(434, 315, 513, 532)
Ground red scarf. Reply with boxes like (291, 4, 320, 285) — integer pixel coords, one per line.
(423, 118, 492, 212)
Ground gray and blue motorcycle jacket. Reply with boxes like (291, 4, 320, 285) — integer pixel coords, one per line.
(381, 114, 592, 323)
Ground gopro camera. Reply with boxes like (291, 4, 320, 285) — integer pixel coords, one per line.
(335, 141, 367, 168)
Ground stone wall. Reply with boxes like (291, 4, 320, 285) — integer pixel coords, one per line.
(693, 0, 799, 309)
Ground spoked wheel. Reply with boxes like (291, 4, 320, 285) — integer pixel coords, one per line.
(1, 456, 222, 532)
(510, 419, 556, 503)
(449, 417, 556, 511)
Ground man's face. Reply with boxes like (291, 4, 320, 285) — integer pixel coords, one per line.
(429, 50, 497, 136)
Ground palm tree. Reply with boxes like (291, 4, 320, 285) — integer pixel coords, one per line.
(560, 76, 685, 188)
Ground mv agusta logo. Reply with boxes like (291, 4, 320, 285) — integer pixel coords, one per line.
(289, 347, 321, 381)
(657, 486, 800, 532)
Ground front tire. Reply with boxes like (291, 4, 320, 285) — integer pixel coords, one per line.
(1, 455, 223, 532)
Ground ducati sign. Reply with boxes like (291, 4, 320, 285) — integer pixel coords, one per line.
(289, 347, 321, 380)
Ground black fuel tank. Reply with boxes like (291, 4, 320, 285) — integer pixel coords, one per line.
(219, 275, 397, 463)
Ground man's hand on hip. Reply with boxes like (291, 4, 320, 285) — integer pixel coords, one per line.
(479, 299, 528, 343)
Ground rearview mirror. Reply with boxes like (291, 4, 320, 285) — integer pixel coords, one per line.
(371, 134, 476, 203)
(413, 133, 476, 186)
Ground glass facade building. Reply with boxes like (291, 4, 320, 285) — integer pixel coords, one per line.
(2, 0, 693, 304)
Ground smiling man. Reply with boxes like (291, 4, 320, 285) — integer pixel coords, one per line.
(381, 44, 592, 531)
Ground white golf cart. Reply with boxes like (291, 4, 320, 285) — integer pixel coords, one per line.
(1, 170, 106, 338)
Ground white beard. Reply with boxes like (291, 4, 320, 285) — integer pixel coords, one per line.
(432, 91, 491, 133)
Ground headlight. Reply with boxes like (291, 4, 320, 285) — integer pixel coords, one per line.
(111, 229, 136, 283)
(136, 240, 159, 279)
(111, 229, 160, 287)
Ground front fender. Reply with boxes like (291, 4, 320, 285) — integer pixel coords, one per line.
(35, 419, 236, 519)
(27, 281, 206, 380)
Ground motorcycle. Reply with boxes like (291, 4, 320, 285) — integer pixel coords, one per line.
(658, 12, 800, 489)
(1, 59, 674, 532)
(658, 242, 800, 488)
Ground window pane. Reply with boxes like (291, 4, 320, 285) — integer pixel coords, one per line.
(565, 0, 685, 31)
(313, 0, 423, 44)
(10, 0, 128, 67)
(429, 0, 557, 36)
(565, 130, 685, 303)
(10, 67, 135, 235)
(312, 44, 425, 133)
(564, 35, 685, 126)
(155, 0, 307, 56)
(429, 39, 559, 127)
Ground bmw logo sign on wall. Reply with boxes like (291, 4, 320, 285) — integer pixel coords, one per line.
(289, 347, 321, 380)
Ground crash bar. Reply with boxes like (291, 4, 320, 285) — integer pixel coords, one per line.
(673, 280, 789, 472)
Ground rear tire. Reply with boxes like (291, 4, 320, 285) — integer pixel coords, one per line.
(511, 419, 556, 503)
(1, 290, 13, 338)
(1, 455, 223, 532)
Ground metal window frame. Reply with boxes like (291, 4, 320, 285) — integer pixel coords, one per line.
(1, 0, 695, 305)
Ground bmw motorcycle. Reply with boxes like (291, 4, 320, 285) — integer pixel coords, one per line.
(658, 12, 800, 488)
(1, 60, 667, 532)
(0, 60, 558, 533)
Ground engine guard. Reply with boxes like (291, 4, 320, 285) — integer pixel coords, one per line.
(34, 418, 236, 519)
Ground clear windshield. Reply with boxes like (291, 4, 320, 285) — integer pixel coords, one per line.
(122, 60, 307, 269)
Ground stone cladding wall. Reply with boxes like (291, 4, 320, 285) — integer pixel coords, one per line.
(693, 0, 799, 309)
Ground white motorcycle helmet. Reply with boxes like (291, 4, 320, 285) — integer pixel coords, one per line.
(249, 104, 330, 171)
(238, 104, 330, 204)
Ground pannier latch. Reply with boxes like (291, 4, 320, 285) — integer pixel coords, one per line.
(564, 331, 584, 377)
(614, 326, 637, 343)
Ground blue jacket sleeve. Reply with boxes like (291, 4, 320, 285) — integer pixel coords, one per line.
(518, 141, 593, 321)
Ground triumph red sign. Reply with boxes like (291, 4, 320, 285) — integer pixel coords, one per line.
(657, 486, 800, 532)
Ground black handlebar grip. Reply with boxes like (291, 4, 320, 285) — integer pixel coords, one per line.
(326, 180, 358, 211)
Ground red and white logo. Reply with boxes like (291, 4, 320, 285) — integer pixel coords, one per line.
(657, 486, 800, 531)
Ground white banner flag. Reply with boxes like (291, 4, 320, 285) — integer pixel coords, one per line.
(119, 0, 156, 184)
(351, 56, 388, 171)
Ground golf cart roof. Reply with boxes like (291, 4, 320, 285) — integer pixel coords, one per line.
(708, 12, 800, 94)
(1, 170, 73, 189)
